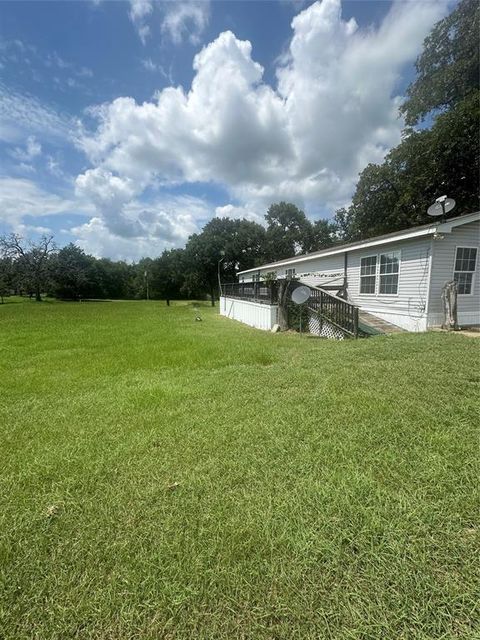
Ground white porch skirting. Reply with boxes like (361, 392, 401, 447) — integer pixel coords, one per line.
(220, 296, 278, 331)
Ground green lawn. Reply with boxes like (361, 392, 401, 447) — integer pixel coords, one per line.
(0, 301, 478, 639)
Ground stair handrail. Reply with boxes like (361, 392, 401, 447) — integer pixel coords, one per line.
(303, 284, 359, 338)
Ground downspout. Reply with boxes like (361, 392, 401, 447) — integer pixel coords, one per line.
(342, 251, 348, 300)
(424, 236, 435, 328)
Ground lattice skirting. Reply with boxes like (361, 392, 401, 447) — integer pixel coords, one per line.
(307, 309, 345, 340)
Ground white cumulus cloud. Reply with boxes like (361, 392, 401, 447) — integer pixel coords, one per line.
(71, 195, 211, 261)
(74, 0, 447, 258)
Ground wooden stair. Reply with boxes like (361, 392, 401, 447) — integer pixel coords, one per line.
(358, 310, 405, 336)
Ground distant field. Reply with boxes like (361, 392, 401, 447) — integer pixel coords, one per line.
(0, 300, 479, 639)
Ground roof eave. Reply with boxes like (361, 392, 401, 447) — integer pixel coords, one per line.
(238, 211, 480, 276)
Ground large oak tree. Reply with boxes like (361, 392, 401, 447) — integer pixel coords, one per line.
(335, 0, 479, 241)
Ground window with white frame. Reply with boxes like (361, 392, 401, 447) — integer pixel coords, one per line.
(359, 256, 377, 294)
(359, 251, 401, 295)
(454, 247, 477, 294)
(285, 268, 296, 279)
(379, 251, 400, 295)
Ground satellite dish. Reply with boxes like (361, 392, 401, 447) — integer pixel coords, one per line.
(427, 196, 456, 218)
(291, 285, 310, 305)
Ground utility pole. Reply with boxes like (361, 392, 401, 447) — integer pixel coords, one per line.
(144, 269, 149, 301)
(217, 252, 225, 298)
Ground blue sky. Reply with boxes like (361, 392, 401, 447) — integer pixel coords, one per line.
(0, 0, 449, 260)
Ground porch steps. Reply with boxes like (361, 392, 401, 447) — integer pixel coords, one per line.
(358, 310, 405, 336)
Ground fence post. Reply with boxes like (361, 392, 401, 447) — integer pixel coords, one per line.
(319, 292, 323, 332)
(353, 306, 359, 339)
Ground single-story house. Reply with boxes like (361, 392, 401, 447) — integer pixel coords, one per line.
(221, 211, 479, 334)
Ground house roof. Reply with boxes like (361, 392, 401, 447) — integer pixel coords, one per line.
(237, 210, 480, 275)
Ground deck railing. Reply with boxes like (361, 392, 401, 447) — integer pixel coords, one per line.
(222, 281, 278, 304)
(306, 286, 359, 338)
(222, 280, 359, 337)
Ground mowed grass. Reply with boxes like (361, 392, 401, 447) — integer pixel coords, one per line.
(0, 301, 479, 640)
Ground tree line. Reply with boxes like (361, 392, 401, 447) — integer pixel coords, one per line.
(1, 0, 477, 304)
(0, 203, 337, 304)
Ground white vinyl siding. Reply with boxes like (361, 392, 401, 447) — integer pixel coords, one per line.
(428, 220, 480, 326)
(253, 238, 431, 331)
(236, 216, 478, 331)
(348, 237, 431, 331)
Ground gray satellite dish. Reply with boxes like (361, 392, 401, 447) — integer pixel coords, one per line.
(291, 285, 310, 305)
(427, 196, 456, 218)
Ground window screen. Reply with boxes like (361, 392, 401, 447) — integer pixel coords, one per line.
(454, 247, 477, 294)
(379, 252, 400, 295)
(360, 256, 377, 294)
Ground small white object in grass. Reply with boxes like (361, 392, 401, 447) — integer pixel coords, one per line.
(45, 504, 61, 518)
(271, 324, 280, 333)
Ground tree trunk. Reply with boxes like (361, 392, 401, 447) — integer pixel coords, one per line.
(166, 299, 170, 306)
(277, 280, 290, 330)
(35, 284, 41, 302)
(278, 304, 288, 330)
(441, 280, 458, 330)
